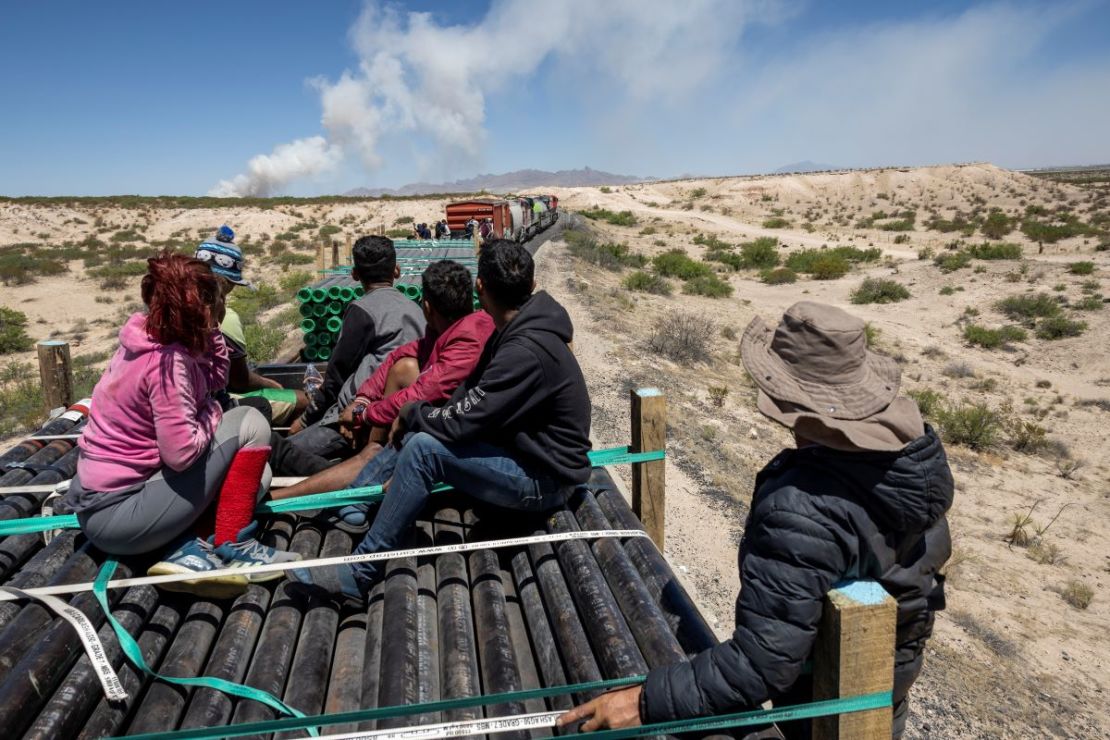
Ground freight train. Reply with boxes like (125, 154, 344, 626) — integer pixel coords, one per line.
(445, 194, 559, 242)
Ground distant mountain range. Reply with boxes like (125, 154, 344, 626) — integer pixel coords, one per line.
(344, 167, 647, 197)
(774, 161, 840, 174)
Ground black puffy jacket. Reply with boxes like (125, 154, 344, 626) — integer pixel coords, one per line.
(641, 425, 954, 722)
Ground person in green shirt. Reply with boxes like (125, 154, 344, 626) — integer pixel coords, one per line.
(195, 227, 307, 425)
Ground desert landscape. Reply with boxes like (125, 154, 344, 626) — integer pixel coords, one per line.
(1, 162, 1107, 737)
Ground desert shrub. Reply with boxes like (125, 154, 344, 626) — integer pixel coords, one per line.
(385, 228, 412, 239)
(567, 234, 646, 270)
(694, 233, 732, 251)
(908, 388, 943, 419)
(1021, 217, 1088, 244)
(739, 237, 780, 269)
(937, 402, 1002, 449)
(275, 252, 314, 268)
(1067, 261, 1095, 275)
(962, 324, 1027, 349)
(319, 225, 341, 237)
(708, 386, 728, 407)
(0, 248, 68, 285)
(243, 324, 285, 363)
(1035, 315, 1087, 340)
(980, 210, 1014, 239)
(580, 208, 637, 227)
(934, 251, 972, 273)
(939, 286, 955, 295)
(1061, 580, 1094, 610)
(623, 271, 672, 295)
(110, 228, 146, 242)
(785, 246, 879, 278)
(393, 215, 414, 225)
(925, 216, 977, 235)
(682, 274, 733, 298)
(0, 308, 33, 354)
(877, 218, 915, 232)
(639, 226, 657, 236)
(850, 278, 910, 305)
(278, 270, 314, 293)
(996, 293, 1062, 321)
(647, 311, 715, 363)
(690, 187, 707, 199)
(0, 378, 45, 436)
(761, 267, 797, 285)
(598, 186, 612, 194)
(1008, 419, 1049, 453)
(653, 250, 713, 280)
(1074, 294, 1104, 311)
(943, 361, 975, 378)
(762, 217, 792, 229)
(967, 242, 1022, 260)
(229, 283, 281, 324)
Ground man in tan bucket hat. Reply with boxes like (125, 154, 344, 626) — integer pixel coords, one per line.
(561, 301, 954, 739)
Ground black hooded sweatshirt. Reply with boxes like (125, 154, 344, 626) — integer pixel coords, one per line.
(403, 291, 592, 485)
(642, 425, 954, 724)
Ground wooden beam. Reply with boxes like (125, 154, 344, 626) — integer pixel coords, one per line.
(813, 580, 896, 740)
(630, 388, 666, 550)
(37, 340, 73, 415)
(315, 240, 325, 274)
(345, 233, 353, 265)
(331, 240, 340, 268)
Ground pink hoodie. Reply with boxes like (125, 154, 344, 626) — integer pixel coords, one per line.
(76, 313, 229, 493)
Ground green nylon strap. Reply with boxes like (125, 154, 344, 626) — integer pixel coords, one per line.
(92, 561, 318, 737)
(237, 388, 299, 404)
(0, 446, 664, 536)
(115, 670, 889, 740)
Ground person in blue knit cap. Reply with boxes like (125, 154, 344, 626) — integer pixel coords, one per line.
(195, 226, 306, 425)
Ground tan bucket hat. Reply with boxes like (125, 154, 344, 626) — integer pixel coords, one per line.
(740, 301, 923, 452)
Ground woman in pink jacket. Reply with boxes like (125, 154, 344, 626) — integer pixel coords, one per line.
(64, 252, 298, 597)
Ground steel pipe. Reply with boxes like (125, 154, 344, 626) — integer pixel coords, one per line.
(433, 507, 483, 725)
(356, 579, 386, 732)
(509, 548, 572, 711)
(376, 554, 420, 730)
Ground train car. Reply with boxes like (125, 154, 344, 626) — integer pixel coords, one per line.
(444, 194, 560, 243)
(445, 199, 512, 239)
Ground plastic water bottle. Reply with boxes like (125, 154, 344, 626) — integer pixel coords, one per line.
(303, 364, 324, 412)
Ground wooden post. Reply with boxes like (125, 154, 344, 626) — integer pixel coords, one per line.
(37, 340, 74, 415)
(315, 240, 325, 274)
(331, 240, 340, 268)
(813, 581, 896, 740)
(345, 234, 353, 264)
(630, 388, 666, 550)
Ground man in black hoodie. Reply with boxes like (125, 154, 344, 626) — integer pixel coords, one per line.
(289, 240, 592, 602)
(559, 301, 953, 739)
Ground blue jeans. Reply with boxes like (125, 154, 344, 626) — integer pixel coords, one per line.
(349, 432, 568, 587)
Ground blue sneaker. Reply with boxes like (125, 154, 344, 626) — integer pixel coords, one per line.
(310, 504, 370, 535)
(148, 535, 249, 599)
(213, 523, 302, 583)
(286, 561, 372, 605)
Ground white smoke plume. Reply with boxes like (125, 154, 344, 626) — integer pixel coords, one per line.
(209, 0, 761, 196)
(208, 137, 342, 197)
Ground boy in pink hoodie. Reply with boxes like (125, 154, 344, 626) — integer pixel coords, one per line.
(65, 252, 299, 597)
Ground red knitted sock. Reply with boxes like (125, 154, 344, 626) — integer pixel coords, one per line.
(213, 447, 271, 545)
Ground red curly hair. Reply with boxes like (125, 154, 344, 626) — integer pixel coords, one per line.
(140, 252, 220, 355)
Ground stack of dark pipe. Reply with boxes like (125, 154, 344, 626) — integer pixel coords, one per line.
(0, 456, 724, 739)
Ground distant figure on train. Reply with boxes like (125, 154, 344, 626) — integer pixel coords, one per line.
(478, 217, 494, 242)
(465, 217, 479, 238)
(435, 219, 450, 239)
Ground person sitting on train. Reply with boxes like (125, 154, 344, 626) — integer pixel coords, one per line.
(556, 302, 953, 740)
(286, 240, 592, 602)
(274, 236, 425, 475)
(268, 260, 495, 528)
(465, 217, 478, 238)
(435, 219, 450, 239)
(62, 252, 300, 597)
(193, 226, 308, 427)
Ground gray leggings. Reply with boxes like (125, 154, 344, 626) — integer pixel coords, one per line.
(74, 406, 272, 556)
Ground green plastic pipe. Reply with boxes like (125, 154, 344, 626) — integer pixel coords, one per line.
(326, 301, 342, 315)
(303, 346, 319, 361)
(312, 304, 328, 318)
(327, 285, 343, 300)
(304, 333, 319, 347)
(298, 303, 314, 317)
(316, 346, 331, 361)
(310, 287, 327, 303)
(339, 286, 355, 301)
(354, 285, 365, 297)
(300, 318, 317, 334)
(296, 287, 313, 303)
(325, 316, 343, 333)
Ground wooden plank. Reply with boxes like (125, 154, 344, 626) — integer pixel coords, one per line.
(629, 388, 666, 550)
(812, 580, 896, 740)
(331, 241, 340, 268)
(316, 241, 325, 274)
(37, 341, 73, 415)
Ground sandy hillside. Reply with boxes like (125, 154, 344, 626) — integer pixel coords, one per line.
(1, 163, 1107, 737)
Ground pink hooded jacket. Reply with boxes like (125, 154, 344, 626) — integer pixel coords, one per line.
(76, 313, 229, 493)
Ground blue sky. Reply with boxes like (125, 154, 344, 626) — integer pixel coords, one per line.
(1, 1, 1108, 196)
